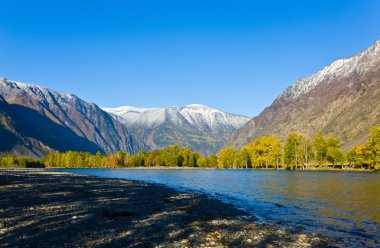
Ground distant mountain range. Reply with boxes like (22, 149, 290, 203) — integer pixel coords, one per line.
(230, 40, 380, 151)
(1, 40, 379, 157)
(0, 78, 147, 157)
(0, 78, 248, 157)
(103, 104, 249, 155)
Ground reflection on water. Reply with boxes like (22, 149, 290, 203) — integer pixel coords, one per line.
(57, 169, 380, 247)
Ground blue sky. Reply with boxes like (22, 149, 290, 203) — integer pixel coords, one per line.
(1, 0, 379, 117)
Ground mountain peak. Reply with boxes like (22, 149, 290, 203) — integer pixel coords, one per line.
(1, 78, 79, 103)
(104, 104, 249, 154)
(102, 105, 151, 114)
(0, 78, 147, 156)
(281, 40, 380, 100)
(184, 104, 208, 108)
(231, 39, 380, 151)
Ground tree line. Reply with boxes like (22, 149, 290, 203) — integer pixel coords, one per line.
(1, 127, 379, 170)
(217, 127, 379, 170)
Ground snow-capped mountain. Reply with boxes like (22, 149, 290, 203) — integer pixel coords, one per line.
(179, 104, 249, 131)
(0, 78, 147, 157)
(104, 104, 249, 131)
(104, 104, 249, 155)
(231, 40, 380, 151)
(281, 39, 380, 100)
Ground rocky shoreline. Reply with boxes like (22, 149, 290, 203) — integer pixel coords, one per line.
(0, 169, 333, 247)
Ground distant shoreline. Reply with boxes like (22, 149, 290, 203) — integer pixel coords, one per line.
(49, 166, 376, 172)
(0, 168, 333, 247)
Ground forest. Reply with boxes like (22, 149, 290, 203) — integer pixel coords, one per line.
(1, 127, 379, 170)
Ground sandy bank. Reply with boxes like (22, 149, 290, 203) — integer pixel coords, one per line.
(0, 169, 333, 247)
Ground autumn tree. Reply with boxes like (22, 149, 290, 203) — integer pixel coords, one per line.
(347, 145, 370, 168)
(326, 136, 345, 166)
(366, 127, 380, 169)
(284, 133, 305, 169)
(349, 127, 380, 170)
(313, 131, 327, 165)
(218, 147, 238, 168)
(116, 150, 128, 167)
(178, 146, 191, 167)
(245, 136, 282, 169)
(197, 155, 208, 167)
(239, 148, 251, 169)
(207, 154, 218, 167)
(128, 150, 146, 167)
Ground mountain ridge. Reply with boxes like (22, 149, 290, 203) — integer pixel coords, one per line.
(0, 78, 148, 157)
(230, 39, 380, 151)
(104, 104, 249, 155)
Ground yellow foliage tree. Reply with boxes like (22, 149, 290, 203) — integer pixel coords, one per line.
(244, 136, 282, 169)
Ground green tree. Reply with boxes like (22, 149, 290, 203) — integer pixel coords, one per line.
(197, 155, 208, 167)
(284, 133, 304, 169)
(129, 150, 146, 167)
(178, 146, 191, 167)
(347, 145, 370, 168)
(313, 131, 327, 165)
(326, 136, 345, 166)
(116, 150, 127, 167)
(207, 154, 218, 167)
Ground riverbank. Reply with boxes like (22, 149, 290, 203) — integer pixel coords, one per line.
(0, 169, 333, 247)
(23, 166, 376, 172)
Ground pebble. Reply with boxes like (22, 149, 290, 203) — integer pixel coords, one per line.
(275, 228, 285, 236)
(298, 234, 308, 239)
(245, 216, 256, 222)
(0, 170, 334, 247)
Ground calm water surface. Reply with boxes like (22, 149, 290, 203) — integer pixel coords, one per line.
(56, 169, 380, 247)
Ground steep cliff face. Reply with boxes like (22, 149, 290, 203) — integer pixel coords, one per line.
(0, 78, 148, 156)
(0, 96, 53, 158)
(230, 40, 380, 151)
(104, 104, 249, 155)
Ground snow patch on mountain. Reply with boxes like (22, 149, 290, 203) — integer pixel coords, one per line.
(0, 78, 83, 106)
(103, 104, 250, 132)
(103, 105, 151, 115)
(281, 40, 380, 99)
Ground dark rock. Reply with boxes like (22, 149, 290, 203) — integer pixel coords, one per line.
(102, 207, 138, 217)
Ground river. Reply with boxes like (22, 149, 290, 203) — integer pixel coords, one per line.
(55, 168, 380, 247)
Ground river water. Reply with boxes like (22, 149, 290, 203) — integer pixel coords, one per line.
(56, 168, 380, 247)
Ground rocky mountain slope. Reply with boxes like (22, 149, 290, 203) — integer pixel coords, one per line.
(230, 40, 380, 151)
(0, 96, 54, 157)
(104, 104, 249, 155)
(0, 78, 147, 157)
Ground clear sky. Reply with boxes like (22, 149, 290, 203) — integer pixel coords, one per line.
(1, 1, 379, 117)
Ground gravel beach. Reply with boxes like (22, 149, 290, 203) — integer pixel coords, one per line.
(0, 169, 333, 247)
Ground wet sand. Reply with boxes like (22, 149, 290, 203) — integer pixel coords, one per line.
(0, 169, 333, 247)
